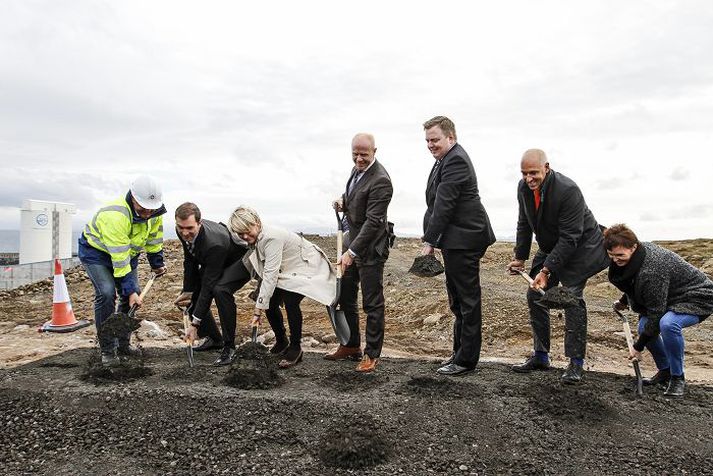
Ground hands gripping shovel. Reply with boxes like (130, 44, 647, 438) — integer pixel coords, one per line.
(326, 210, 351, 346)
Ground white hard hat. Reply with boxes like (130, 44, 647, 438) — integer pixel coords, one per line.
(130, 175, 163, 210)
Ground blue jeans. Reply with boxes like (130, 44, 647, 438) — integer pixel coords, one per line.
(83, 262, 136, 352)
(638, 311, 700, 377)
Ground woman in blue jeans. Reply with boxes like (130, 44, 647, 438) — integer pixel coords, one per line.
(604, 224, 713, 397)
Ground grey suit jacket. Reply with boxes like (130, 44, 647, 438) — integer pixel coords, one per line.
(342, 160, 393, 263)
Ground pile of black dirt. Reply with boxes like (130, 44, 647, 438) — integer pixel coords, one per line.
(235, 342, 271, 361)
(408, 254, 445, 277)
(223, 359, 285, 390)
(80, 353, 152, 385)
(317, 416, 391, 469)
(538, 287, 580, 309)
(98, 313, 141, 340)
(321, 370, 388, 392)
(525, 384, 612, 423)
(400, 375, 480, 399)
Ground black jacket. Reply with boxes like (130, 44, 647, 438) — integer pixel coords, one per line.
(422, 143, 495, 251)
(514, 169, 609, 283)
(342, 159, 393, 263)
(179, 220, 247, 319)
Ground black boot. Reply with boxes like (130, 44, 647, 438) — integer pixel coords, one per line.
(561, 361, 584, 384)
(643, 368, 670, 386)
(193, 336, 224, 352)
(213, 347, 237, 366)
(512, 354, 550, 373)
(664, 375, 685, 397)
(270, 336, 289, 355)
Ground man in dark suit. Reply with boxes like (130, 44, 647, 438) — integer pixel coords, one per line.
(174, 202, 251, 366)
(325, 133, 393, 373)
(421, 116, 496, 376)
(507, 149, 609, 384)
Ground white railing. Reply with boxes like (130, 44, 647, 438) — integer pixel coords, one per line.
(0, 257, 81, 290)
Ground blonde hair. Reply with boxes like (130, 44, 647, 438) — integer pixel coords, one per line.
(229, 206, 261, 234)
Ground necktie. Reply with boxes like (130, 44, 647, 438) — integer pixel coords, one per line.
(534, 189, 541, 210)
(348, 171, 362, 195)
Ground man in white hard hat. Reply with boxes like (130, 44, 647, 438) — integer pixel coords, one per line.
(78, 175, 167, 367)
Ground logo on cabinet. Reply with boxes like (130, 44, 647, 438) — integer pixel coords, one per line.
(36, 214, 49, 226)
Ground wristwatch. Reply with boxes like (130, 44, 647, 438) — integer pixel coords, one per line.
(540, 267, 551, 277)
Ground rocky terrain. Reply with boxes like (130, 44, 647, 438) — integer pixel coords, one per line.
(1, 237, 712, 474)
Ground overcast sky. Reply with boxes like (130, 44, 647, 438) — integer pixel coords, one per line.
(1, 0, 712, 241)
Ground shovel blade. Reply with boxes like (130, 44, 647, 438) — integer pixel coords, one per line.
(633, 360, 644, 396)
(251, 325, 258, 344)
(186, 345, 195, 368)
(326, 306, 350, 345)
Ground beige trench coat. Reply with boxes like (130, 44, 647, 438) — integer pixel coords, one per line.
(244, 224, 337, 310)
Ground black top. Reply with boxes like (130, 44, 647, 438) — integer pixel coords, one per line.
(422, 143, 495, 251)
(178, 219, 247, 319)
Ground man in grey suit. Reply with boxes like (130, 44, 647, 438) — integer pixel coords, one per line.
(507, 149, 609, 384)
(421, 116, 496, 376)
(325, 133, 393, 373)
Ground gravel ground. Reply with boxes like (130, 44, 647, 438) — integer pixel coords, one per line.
(2, 347, 713, 475)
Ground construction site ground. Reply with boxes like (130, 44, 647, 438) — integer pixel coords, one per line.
(1, 238, 712, 474)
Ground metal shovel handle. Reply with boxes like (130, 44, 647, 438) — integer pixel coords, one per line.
(614, 309, 644, 396)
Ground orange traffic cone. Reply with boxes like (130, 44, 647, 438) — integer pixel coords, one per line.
(39, 259, 90, 333)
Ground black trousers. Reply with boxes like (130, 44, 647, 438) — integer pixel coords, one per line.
(340, 260, 386, 359)
(265, 289, 305, 349)
(442, 249, 485, 369)
(191, 260, 251, 349)
(527, 251, 588, 359)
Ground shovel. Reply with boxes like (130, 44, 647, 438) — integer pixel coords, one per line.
(326, 210, 351, 346)
(514, 269, 579, 309)
(614, 309, 644, 396)
(176, 304, 195, 368)
(99, 273, 159, 340)
(251, 315, 259, 344)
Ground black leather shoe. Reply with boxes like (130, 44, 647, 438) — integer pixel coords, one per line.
(440, 354, 455, 366)
(270, 340, 289, 355)
(643, 368, 671, 386)
(436, 363, 475, 376)
(194, 337, 223, 352)
(561, 362, 584, 384)
(512, 355, 551, 373)
(213, 347, 237, 366)
(664, 375, 685, 397)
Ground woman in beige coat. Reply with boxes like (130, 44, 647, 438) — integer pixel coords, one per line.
(229, 206, 336, 368)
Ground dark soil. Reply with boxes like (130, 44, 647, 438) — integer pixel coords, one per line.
(2, 348, 713, 475)
(223, 345, 285, 390)
(538, 286, 581, 309)
(408, 254, 445, 277)
(98, 313, 141, 340)
(235, 341, 271, 360)
(80, 353, 153, 385)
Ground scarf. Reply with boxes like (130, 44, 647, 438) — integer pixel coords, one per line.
(607, 244, 647, 297)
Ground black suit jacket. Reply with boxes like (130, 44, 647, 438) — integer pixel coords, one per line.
(342, 159, 393, 263)
(422, 143, 496, 251)
(179, 220, 247, 318)
(514, 169, 609, 283)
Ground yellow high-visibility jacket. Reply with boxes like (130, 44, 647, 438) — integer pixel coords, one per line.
(79, 194, 165, 295)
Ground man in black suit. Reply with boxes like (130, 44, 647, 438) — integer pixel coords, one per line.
(421, 116, 496, 376)
(507, 149, 609, 384)
(174, 202, 251, 366)
(325, 133, 393, 373)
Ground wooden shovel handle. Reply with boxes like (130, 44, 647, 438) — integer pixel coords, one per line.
(516, 270, 546, 296)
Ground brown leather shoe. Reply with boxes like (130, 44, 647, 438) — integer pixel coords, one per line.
(355, 355, 378, 373)
(324, 345, 362, 361)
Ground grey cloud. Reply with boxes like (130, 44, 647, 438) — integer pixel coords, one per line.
(670, 167, 690, 181)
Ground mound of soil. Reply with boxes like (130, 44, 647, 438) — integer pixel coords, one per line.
(317, 416, 392, 469)
(80, 353, 153, 385)
(223, 352, 285, 390)
(235, 341, 270, 360)
(98, 313, 141, 340)
(321, 370, 388, 392)
(408, 254, 444, 277)
(400, 375, 481, 400)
